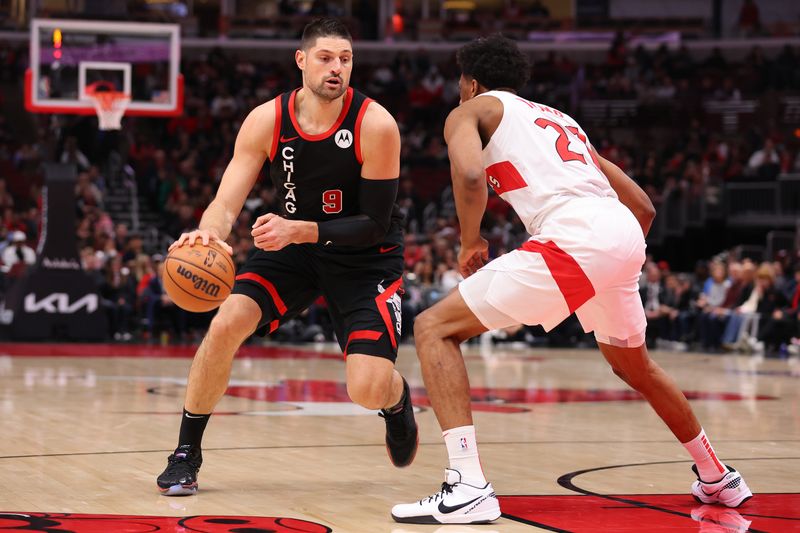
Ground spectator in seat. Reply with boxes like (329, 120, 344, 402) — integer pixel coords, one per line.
(698, 261, 748, 350)
(758, 265, 797, 353)
(696, 261, 731, 350)
(641, 262, 668, 347)
(661, 273, 695, 348)
(100, 260, 138, 341)
(738, 0, 761, 37)
(141, 257, 187, 341)
(721, 263, 778, 352)
(528, 0, 550, 18)
(747, 139, 781, 180)
(1, 230, 35, 275)
(60, 136, 90, 172)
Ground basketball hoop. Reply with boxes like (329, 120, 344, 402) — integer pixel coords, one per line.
(86, 81, 130, 131)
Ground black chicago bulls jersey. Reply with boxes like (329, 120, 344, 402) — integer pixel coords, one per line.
(268, 87, 402, 233)
(234, 87, 406, 356)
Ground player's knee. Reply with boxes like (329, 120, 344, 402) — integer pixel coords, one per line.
(347, 374, 391, 410)
(414, 309, 443, 342)
(616, 358, 657, 391)
(611, 365, 630, 385)
(207, 309, 253, 345)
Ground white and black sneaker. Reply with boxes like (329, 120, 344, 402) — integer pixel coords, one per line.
(391, 469, 501, 524)
(691, 464, 753, 508)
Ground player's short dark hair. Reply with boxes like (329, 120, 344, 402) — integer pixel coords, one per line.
(456, 34, 530, 91)
(301, 18, 353, 50)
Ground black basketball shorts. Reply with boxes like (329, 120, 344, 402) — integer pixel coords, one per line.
(231, 242, 404, 362)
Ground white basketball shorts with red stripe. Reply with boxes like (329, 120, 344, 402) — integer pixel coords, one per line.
(459, 197, 647, 348)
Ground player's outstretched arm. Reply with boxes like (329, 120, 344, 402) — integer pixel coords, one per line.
(171, 101, 275, 254)
(251, 102, 401, 251)
(593, 148, 656, 236)
(443, 105, 489, 277)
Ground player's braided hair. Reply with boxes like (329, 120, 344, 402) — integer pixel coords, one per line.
(456, 34, 530, 91)
(301, 18, 353, 50)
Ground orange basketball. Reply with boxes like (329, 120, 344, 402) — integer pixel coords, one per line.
(163, 240, 235, 312)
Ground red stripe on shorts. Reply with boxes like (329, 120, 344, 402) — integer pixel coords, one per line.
(235, 273, 288, 315)
(519, 240, 595, 313)
(375, 278, 403, 349)
(344, 329, 383, 357)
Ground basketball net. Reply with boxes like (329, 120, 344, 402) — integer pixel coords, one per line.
(86, 85, 130, 131)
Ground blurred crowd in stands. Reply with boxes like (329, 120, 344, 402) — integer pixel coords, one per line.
(0, 35, 798, 354)
(25, 0, 799, 41)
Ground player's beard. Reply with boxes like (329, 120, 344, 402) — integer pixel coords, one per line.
(310, 75, 347, 101)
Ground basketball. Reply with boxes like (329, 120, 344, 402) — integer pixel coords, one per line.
(163, 240, 235, 312)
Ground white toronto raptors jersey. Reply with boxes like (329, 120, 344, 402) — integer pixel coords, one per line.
(479, 90, 617, 235)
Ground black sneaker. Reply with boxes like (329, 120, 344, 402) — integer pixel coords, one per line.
(379, 378, 418, 467)
(157, 445, 202, 496)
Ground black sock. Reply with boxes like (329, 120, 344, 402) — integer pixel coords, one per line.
(384, 384, 406, 414)
(178, 408, 211, 449)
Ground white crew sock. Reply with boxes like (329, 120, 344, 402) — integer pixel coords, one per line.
(443, 425, 487, 486)
(683, 428, 729, 482)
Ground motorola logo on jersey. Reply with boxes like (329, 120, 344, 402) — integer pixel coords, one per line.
(334, 129, 353, 149)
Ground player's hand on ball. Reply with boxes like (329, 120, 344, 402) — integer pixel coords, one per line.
(169, 229, 233, 256)
(251, 213, 305, 251)
(458, 237, 489, 278)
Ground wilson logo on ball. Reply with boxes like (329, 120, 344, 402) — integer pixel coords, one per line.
(176, 265, 221, 297)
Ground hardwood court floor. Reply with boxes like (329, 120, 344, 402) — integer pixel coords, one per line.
(0, 341, 798, 532)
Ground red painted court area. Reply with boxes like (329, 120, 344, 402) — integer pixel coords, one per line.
(222, 379, 774, 412)
(0, 513, 330, 532)
(498, 494, 800, 532)
(0, 342, 342, 360)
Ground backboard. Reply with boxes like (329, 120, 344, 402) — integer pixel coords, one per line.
(26, 18, 182, 117)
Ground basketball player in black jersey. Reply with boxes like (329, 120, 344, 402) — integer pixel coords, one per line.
(156, 18, 417, 496)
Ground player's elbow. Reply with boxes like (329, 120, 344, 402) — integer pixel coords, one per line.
(364, 215, 390, 245)
(634, 199, 655, 223)
(460, 169, 485, 189)
(627, 191, 655, 222)
(367, 224, 387, 245)
(639, 199, 656, 223)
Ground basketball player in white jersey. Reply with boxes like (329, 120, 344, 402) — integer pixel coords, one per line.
(391, 35, 752, 525)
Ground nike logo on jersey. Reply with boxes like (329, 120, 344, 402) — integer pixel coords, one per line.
(437, 496, 482, 514)
(280, 135, 299, 143)
(379, 245, 400, 254)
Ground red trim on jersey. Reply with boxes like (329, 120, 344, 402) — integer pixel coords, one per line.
(288, 87, 353, 141)
(268, 95, 282, 161)
(375, 278, 403, 349)
(485, 161, 527, 195)
(235, 273, 288, 315)
(344, 329, 383, 357)
(354, 98, 373, 164)
(519, 240, 595, 313)
(268, 320, 280, 333)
